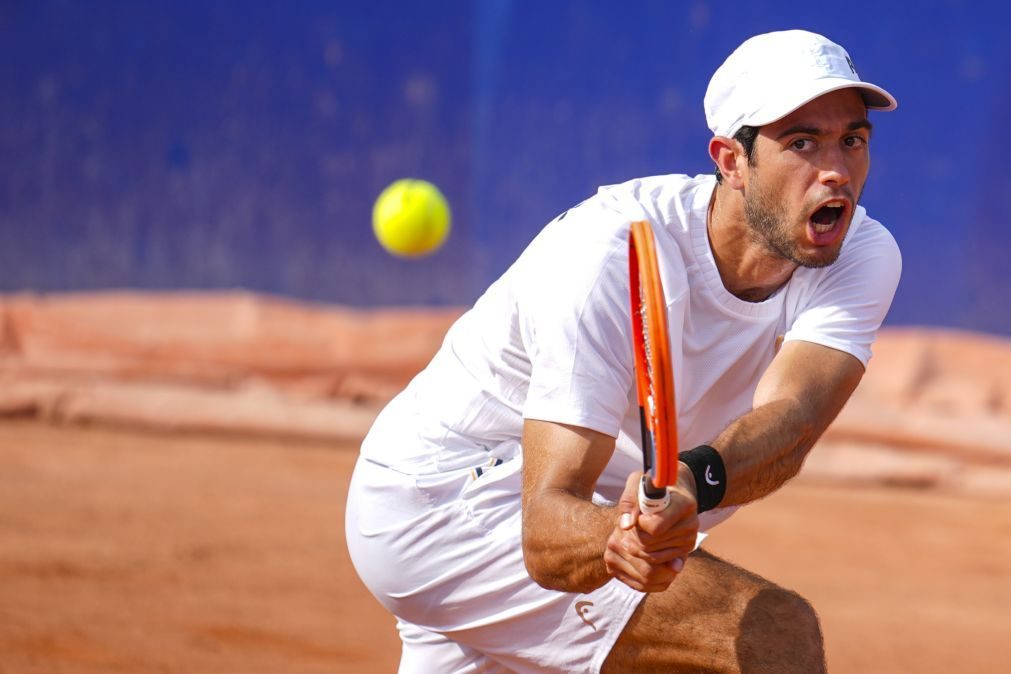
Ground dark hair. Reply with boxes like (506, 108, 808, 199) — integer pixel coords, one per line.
(714, 125, 759, 184)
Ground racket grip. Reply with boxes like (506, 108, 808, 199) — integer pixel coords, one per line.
(638, 475, 670, 514)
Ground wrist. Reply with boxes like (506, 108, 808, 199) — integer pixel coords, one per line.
(677, 461, 698, 502)
(678, 444, 727, 513)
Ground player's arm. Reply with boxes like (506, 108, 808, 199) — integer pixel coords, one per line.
(521, 420, 698, 594)
(521, 421, 616, 593)
(711, 340, 863, 506)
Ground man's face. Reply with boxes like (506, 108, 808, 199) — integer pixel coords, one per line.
(741, 88, 871, 268)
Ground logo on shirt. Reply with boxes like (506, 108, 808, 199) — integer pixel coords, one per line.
(575, 600, 597, 631)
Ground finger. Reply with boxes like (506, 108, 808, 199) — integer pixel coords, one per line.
(617, 471, 643, 530)
(614, 530, 656, 566)
(620, 528, 693, 560)
(641, 541, 697, 559)
(636, 502, 699, 537)
(638, 527, 697, 550)
(636, 545, 695, 566)
(622, 541, 695, 565)
(637, 529, 699, 554)
(606, 555, 677, 594)
(634, 525, 699, 549)
(617, 529, 694, 566)
(604, 545, 654, 588)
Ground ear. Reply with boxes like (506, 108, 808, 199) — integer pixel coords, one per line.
(708, 136, 747, 190)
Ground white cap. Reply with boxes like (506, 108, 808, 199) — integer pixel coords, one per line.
(704, 30, 897, 138)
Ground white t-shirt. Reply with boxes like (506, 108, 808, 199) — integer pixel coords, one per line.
(362, 173, 900, 518)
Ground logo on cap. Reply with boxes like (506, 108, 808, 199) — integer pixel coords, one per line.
(845, 55, 857, 75)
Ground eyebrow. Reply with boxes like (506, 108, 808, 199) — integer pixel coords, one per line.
(848, 119, 874, 135)
(775, 118, 874, 139)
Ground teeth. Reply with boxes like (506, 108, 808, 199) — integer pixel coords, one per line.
(811, 200, 847, 235)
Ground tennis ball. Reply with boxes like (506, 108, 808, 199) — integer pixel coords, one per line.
(372, 179, 451, 257)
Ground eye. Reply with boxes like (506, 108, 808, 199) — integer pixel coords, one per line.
(844, 135, 868, 148)
(790, 138, 812, 151)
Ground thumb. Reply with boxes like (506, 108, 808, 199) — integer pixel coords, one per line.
(617, 471, 642, 530)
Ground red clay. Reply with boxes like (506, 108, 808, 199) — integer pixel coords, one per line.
(1, 420, 1009, 673)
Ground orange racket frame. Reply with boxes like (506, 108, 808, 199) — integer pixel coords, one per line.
(629, 220, 679, 505)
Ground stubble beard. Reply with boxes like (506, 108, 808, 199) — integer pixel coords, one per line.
(743, 182, 843, 269)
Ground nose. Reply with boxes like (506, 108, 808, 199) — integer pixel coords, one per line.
(818, 147, 851, 188)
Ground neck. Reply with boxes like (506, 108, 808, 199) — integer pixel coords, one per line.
(707, 184, 797, 303)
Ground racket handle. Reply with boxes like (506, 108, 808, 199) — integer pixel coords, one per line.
(638, 475, 670, 514)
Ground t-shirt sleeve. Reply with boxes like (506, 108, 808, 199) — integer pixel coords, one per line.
(518, 206, 636, 438)
(783, 218, 901, 366)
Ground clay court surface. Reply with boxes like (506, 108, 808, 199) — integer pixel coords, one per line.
(1, 419, 1009, 674)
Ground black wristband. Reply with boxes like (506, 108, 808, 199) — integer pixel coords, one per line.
(678, 445, 727, 513)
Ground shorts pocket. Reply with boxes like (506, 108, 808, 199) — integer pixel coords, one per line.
(461, 455, 524, 535)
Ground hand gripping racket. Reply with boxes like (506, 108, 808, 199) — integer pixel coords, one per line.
(628, 220, 678, 514)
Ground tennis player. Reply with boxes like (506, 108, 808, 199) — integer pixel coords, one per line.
(346, 29, 900, 673)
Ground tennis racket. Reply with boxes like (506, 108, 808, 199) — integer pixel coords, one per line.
(628, 220, 678, 514)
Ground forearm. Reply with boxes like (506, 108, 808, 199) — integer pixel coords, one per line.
(711, 342, 864, 506)
(520, 419, 625, 593)
(522, 487, 616, 593)
(712, 397, 816, 506)
(518, 413, 703, 593)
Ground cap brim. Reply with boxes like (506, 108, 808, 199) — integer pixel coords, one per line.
(746, 77, 898, 130)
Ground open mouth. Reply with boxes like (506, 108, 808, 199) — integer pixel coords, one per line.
(807, 199, 849, 244)
(810, 203, 844, 233)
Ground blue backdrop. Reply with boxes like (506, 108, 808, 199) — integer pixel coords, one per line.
(2, 1, 1010, 333)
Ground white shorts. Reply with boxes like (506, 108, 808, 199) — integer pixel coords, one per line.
(345, 454, 646, 673)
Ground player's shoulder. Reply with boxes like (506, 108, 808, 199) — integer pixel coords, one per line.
(539, 173, 710, 232)
(591, 173, 713, 228)
(523, 173, 711, 272)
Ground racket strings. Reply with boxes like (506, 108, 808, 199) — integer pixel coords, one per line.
(637, 282, 663, 478)
(638, 286, 660, 429)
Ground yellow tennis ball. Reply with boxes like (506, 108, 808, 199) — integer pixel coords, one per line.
(372, 179, 451, 257)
